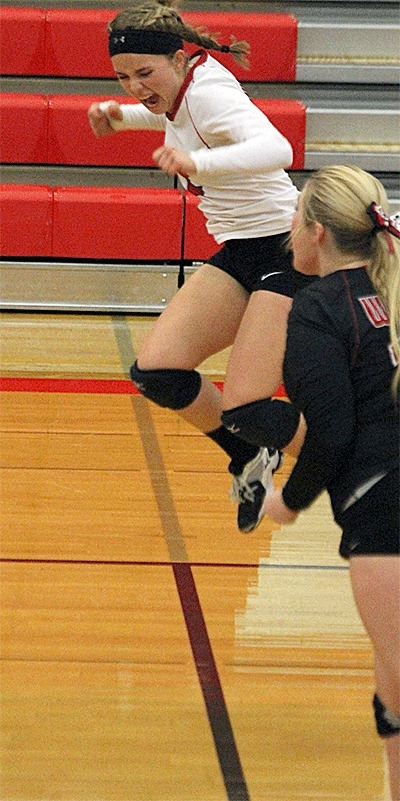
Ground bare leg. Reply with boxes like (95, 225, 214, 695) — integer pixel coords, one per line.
(222, 289, 306, 456)
(350, 556, 400, 800)
(137, 263, 249, 432)
(385, 736, 400, 801)
(177, 374, 223, 432)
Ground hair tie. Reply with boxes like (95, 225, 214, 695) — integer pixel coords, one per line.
(367, 202, 400, 240)
(220, 44, 231, 53)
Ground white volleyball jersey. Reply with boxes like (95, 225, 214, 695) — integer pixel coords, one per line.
(111, 51, 299, 243)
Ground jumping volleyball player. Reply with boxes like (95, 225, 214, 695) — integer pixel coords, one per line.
(88, 0, 316, 532)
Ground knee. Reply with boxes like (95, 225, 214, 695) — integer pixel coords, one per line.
(221, 397, 300, 450)
(130, 360, 202, 410)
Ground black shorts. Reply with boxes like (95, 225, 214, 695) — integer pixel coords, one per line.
(207, 233, 317, 297)
(338, 469, 400, 559)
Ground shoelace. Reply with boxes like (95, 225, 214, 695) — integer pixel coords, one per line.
(230, 476, 257, 504)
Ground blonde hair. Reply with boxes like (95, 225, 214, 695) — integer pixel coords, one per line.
(301, 165, 400, 395)
(108, 0, 250, 69)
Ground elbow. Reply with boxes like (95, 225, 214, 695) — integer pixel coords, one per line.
(281, 139, 294, 169)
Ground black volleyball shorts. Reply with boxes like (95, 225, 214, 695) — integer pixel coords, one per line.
(207, 232, 316, 297)
(338, 469, 400, 558)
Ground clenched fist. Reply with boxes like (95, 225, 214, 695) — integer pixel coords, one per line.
(152, 145, 196, 177)
(88, 101, 123, 137)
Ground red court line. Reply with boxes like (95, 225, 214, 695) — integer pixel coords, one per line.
(0, 377, 286, 396)
(0, 377, 141, 394)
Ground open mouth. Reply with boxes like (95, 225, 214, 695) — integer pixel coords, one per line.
(142, 94, 159, 109)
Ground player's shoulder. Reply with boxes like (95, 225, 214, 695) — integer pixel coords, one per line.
(190, 53, 244, 95)
(291, 268, 375, 330)
(297, 268, 371, 303)
(290, 271, 343, 326)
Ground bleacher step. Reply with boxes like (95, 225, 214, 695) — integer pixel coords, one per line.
(0, 260, 194, 314)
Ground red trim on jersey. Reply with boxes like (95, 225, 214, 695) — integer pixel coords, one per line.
(166, 49, 207, 121)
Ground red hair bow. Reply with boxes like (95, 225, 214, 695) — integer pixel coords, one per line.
(368, 202, 400, 240)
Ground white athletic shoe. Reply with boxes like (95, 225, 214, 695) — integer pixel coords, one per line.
(230, 447, 282, 532)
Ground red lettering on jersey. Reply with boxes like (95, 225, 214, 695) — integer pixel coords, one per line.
(358, 295, 389, 327)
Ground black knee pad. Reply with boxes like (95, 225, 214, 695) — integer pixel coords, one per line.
(221, 397, 300, 450)
(130, 360, 202, 410)
(373, 694, 400, 738)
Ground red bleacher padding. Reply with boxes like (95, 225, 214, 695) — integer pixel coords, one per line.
(184, 194, 220, 260)
(44, 9, 297, 81)
(0, 7, 46, 76)
(47, 96, 164, 166)
(47, 96, 304, 169)
(0, 184, 53, 257)
(45, 8, 112, 78)
(0, 93, 48, 163)
(47, 96, 305, 169)
(183, 12, 297, 82)
(2, 93, 305, 169)
(255, 99, 305, 170)
(52, 186, 217, 261)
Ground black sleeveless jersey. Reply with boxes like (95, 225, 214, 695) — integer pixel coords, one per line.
(281, 267, 399, 518)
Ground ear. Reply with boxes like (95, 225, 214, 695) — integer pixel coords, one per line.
(314, 221, 325, 244)
(172, 49, 186, 70)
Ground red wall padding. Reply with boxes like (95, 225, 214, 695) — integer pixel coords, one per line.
(51, 187, 217, 261)
(45, 8, 113, 78)
(0, 184, 53, 257)
(0, 7, 297, 81)
(1, 94, 306, 169)
(0, 93, 48, 163)
(52, 187, 183, 260)
(47, 96, 164, 166)
(256, 99, 306, 171)
(46, 9, 297, 82)
(0, 6, 46, 76)
(183, 12, 297, 82)
(184, 194, 219, 261)
(0, 184, 218, 261)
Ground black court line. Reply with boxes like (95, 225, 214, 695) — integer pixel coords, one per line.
(112, 315, 251, 801)
(174, 562, 250, 801)
(0, 558, 349, 572)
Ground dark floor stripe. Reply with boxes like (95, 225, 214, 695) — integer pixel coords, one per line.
(111, 315, 251, 801)
(173, 562, 251, 801)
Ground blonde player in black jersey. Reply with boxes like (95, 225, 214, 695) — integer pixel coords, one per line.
(263, 166, 400, 800)
(88, 0, 316, 534)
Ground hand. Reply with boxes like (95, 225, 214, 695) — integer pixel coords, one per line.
(152, 145, 196, 177)
(88, 101, 123, 137)
(263, 488, 299, 524)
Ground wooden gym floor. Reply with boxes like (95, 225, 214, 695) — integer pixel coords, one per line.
(0, 312, 388, 801)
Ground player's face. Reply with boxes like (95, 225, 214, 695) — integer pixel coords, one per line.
(112, 51, 187, 114)
(290, 192, 321, 275)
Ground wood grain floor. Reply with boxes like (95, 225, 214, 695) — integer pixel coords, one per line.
(0, 312, 388, 801)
